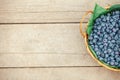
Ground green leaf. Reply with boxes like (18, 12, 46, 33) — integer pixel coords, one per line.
(109, 4, 120, 11)
(87, 4, 107, 35)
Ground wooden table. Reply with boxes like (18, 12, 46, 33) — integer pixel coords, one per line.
(0, 0, 120, 80)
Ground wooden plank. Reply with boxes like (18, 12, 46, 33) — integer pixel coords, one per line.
(0, 54, 99, 67)
(0, 0, 119, 23)
(0, 24, 86, 53)
(0, 12, 88, 23)
(0, 0, 119, 12)
(0, 67, 119, 80)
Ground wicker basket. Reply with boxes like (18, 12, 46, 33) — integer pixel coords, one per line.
(80, 6, 120, 71)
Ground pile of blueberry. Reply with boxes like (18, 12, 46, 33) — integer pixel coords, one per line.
(88, 10, 120, 67)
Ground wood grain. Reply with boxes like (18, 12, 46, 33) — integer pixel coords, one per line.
(0, 54, 99, 67)
(0, 67, 120, 80)
(0, 12, 88, 23)
(0, 0, 119, 23)
(0, 0, 119, 12)
(0, 23, 100, 67)
(0, 24, 86, 53)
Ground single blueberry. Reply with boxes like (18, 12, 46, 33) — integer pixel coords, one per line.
(110, 61, 115, 66)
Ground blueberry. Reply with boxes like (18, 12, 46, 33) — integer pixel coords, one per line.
(89, 41, 93, 45)
(112, 21, 116, 26)
(115, 54, 119, 59)
(115, 52, 119, 55)
(115, 62, 119, 66)
(110, 18, 114, 22)
(100, 53, 105, 58)
(110, 61, 115, 66)
(103, 39, 107, 43)
(91, 45, 95, 49)
(115, 23, 119, 28)
(102, 18, 106, 22)
(113, 28, 117, 32)
(99, 57, 104, 61)
(111, 39, 116, 43)
(106, 16, 110, 21)
(107, 13, 111, 16)
(94, 35, 98, 39)
(94, 47, 99, 52)
(105, 54, 109, 58)
(104, 50, 107, 54)
(99, 45, 104, 49)
(96, 51, 101, 56)
(109, 43, 114, 48)
(101, 23, 105, 26)
(103, 42, 108, 46)
(92, 39, 97, 43)
(115, 11, 120, 15)
(110, 51, 115, 57)
(107, 57, 111, 62)
(108, 37, 112, 41)
(97, 42, 102, 45)
(116, 57, 120, 62)
(115, 35, 119, 40)
(101, 15, 105, 19)
(104, 58, 108, 62)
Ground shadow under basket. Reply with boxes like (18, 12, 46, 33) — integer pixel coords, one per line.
(80, 4, 120, 71)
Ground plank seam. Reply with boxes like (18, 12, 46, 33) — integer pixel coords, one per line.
(0, 66, 102, 69)
(0, 22, 87, 24)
